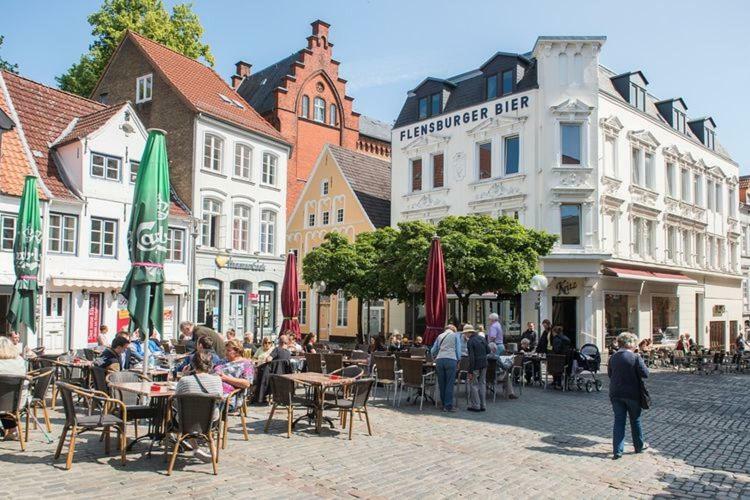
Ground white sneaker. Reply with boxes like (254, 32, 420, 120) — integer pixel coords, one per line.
(193, 448, 212, 462)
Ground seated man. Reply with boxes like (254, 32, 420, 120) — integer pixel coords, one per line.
(487, 342, 518, 400)
(268, 335, 292, 362)
(94, 336, 136, 371)
(214, 339, 254, 410)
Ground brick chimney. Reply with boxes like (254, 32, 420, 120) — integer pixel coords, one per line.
(235, 61, 252, 78)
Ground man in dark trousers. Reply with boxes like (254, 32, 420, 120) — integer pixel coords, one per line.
(465, 324, 489, 412)
(531, 319, 552, 384)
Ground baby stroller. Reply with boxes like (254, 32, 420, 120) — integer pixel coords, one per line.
(567, 343, 603, 393)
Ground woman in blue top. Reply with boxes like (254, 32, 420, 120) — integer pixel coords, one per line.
(147, 330, 165, 355)
(431, 324, 462, 412)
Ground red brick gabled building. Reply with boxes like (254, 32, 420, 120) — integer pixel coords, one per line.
(234, 20, 391, 214)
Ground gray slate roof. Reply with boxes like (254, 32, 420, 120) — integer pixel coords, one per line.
(328, 144, 391, 228)
(359, 115, 391, 142)
(236, 51, 302, 115)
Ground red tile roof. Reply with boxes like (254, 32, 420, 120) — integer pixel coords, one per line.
(3, 70, 105, 200)
(55, 103, 125, 146)
(0, 74, 38, 198)
(125, 31, 287, 145)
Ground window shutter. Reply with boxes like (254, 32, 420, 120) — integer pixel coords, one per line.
(219, 213, 228, 249)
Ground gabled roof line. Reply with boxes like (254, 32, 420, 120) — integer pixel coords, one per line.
(0, 71, 52, 199)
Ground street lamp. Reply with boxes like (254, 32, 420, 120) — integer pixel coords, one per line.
(530, 274, 548, 343)
(407, 282, 422, 340)
(313, 281, 326, 340)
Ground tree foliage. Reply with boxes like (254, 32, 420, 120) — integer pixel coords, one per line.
(301, 232, 359, 297)
(57, 0, 214, 96)
(0, 36, 19, 74)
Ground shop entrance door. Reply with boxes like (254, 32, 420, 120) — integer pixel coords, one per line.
(317, 296, 331, 341)
(44, 293, 68, 353)
(552, 297, 578, 347)
(709, 321, 725, 350)
(229, 292, 246, 336)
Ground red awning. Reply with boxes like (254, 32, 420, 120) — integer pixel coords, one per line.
(602, 266, 697, 285)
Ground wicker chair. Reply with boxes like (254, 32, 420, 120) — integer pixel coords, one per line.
(325, 378, 375, 440)
(323, 353, 343, 374)
(409, 347, 428, 358)
(167, 393, 222, 475)
(90, 366, 110, 394)
(54, 382, 126, 470)
(23, 368, 54, 442)
(263, 375, 314, 438)
(398, 358, 435, 410)
(0, 374, 27, 451)
(350, 350, 369, 361)
(106, 371, 154, 440)
(220, 387, 250, 449)
(373, 356, 400, 406)
(305, 353, 324, 373)
(510, 353, 528, 395)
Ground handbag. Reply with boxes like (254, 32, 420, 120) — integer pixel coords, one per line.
(635, 363, 651, 410)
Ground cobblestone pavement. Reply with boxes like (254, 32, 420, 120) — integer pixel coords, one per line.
(3, 370, 750, 499)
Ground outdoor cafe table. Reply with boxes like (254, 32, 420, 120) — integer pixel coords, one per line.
(108, 381, 175, 453)
(279, 372, 355, 434)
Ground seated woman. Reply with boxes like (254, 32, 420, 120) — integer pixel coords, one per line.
(301, 333, 317, 354)
(253, 337, 274, 363)
(242, 333, 254, 350)
(0, 337, 26, 441)
(147, 331, 165, 355)
(285, 331, 303, 355)
(214, 339, 254, 409)
(487, 342, 518, 400)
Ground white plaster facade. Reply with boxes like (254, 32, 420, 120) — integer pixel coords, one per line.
(191, 115, 290, 340)
(391, 36, 742, 350)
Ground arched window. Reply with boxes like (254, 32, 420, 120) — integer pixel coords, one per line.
(329, 103, 337, 126)
(314, 97, 325, 122)
(301, 95, 310, 118)
(201, 197, 223, 247)
(232, 204, 251, 252)
(259, 209, 277, 254)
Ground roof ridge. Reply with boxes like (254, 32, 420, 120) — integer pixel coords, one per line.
(127, 29, 212, 68)
(1, 69, 106, 109)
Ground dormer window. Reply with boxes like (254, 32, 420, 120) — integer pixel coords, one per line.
(136, 74, 153, 104)
(673, 109, 687, 134)
(501, 70, 514, 95)
(687, 117, 717, 149)
(706, 128, 715, 150)
(486, 75, 498, 100)
(418, 93, 441, 120)
(629, 82, 646, 111)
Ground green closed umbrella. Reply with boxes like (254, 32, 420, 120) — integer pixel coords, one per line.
(121, 129, 170, 373)
(8, 176, 42, 344)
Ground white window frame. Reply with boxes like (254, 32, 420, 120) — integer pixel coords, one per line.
(560, 122, 583, 167)
(166, 227, 185, 263)
(0, 213, 16, 252)
(48, 213, 77, 255)
(681, 169, 691, 203)
(129, 160, 140, 184)
(336, 289, 348, 327)
(299, 290, 308, 325)
(233, 142, 253, 180)
(322, 211, 330, 225)
(666, 162, 676, 197)
(259, 209, 277, 255)
(560, 203, 582, 246)
(301, 95, 310, 118)
(91, 152, 121, 181)
(90, 217, 117, 258)
(201, 198, 223, 248)
(232, 204, 251, 252)
(329, 103, 337, 126)
(644, 151, 655, 189)
(308, 212, 316, 227)
(336, 207, 344, 223)
(203, 133, 224, 173)
(135, 74, 153, 104)
(313, 97, 325, 123)
(502, 134, 520, 176)
(321, 180, 330, 196)
(261, 152, 278, 186)
(603, 135, 617, 178)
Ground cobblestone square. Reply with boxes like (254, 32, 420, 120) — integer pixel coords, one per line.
(2, 370, 750, 499)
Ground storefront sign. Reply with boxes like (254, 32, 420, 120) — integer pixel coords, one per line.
(87, 293, 102, 343)
(163, 305, 174, 338)
(215, 255, 266, 272)
(398, 95, 531, 142)
(555, 280, 578, 296)
(248, 292, 259, 303)
(116, 296, 129, 332)
(713, 305, 726, 316)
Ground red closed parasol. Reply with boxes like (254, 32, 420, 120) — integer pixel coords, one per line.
(280, 251, 301, 340)
(423, 236, 447, 346)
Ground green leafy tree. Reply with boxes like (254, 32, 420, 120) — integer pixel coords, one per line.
(302, 231, 359, 297)
(57, 0, 214, 96)
(0, 36, 19, 73)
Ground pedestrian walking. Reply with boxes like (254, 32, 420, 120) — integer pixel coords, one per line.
(431, 324, 461, 412)
(608, 332, 649, 460)
(465, 324, 489, 412)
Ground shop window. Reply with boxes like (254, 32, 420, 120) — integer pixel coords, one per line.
(652, 296, 679, 345)
(197, 279, 221, 330)
(604, 293, 638, 348)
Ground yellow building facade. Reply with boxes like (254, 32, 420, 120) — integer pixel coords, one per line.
(286, 144, 392, 340)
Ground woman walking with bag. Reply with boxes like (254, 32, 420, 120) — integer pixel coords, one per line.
(607, 332, 649, 460)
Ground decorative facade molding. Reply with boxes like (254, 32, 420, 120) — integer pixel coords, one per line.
(550, 98, 594, 119)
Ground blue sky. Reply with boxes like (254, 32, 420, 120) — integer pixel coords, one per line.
(2, 0, 749, 170)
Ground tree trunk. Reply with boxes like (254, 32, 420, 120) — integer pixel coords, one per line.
(460, 296, 470, 324)
(356, 298, 364, 344)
